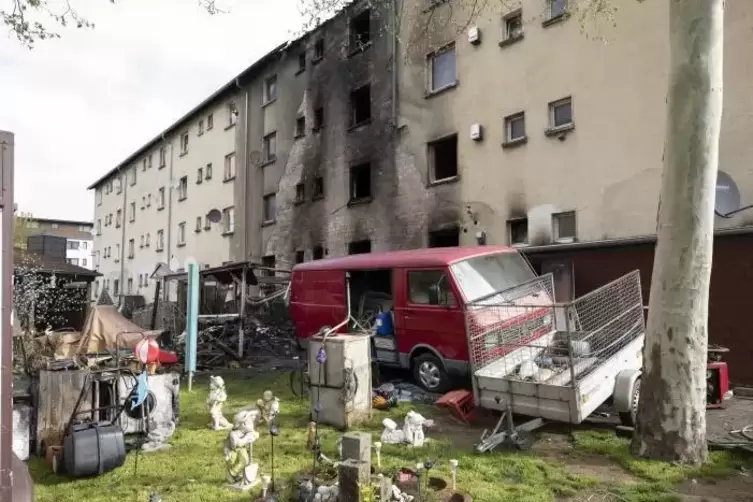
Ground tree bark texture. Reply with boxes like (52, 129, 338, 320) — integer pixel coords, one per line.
(632, 0, 724, 464)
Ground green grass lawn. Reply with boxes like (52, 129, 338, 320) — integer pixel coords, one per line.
(29, 370, 751, 502)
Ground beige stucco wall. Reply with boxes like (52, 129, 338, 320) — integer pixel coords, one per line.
(399, 0, 753, 247)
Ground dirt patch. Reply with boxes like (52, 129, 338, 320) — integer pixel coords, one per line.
(676, 475, 753, 501)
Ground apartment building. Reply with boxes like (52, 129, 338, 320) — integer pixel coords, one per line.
(88, 93, 240, 300)
(20, 218, 94, 269)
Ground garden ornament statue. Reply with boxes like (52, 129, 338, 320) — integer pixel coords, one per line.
(207, 375, 232, 430)
(381, 411, 429, 447)
(257, 390, 280, 424)
(374, 441, 382, 468)
(313, 484, 339, 502)
(224, 410, 261, 491)
(450, 459, 458, 491)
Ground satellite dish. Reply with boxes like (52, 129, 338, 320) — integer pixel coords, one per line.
(206, 209, 222, 223)
(715, 171, 741, 217)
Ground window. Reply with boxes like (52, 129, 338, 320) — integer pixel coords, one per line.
(146, 193, 151, 207)
(113, 279, 120, 295)
(137, 274, 142, 288)
(228, 103, 238, 127)
(68, 240, 80, 250)
(504, 10, 523, 40)
(115, 177, 122, 194)
(348, 239, 371, 255)
(349, 162, 372, 202)
(129, 167, 137, 186)
(428, 45, 456, 93)
(262, 194, 276, 223)
(207, 113, 214, 130)
(145, 233, 150, 247)
(178, 222, 186, 246)
(51, 223, 59, 229)
(314, 38, 324, 61)
(115, 243, 121, 261)
(178, 176, 188, 201)
(180, 132, 189, 154)
(552, 211, 576, 242)
(204, 215, 211, 230)
(106, 181, 112, 194)
(66, 258, 79, 266)
(264, 75, 277, 103)
(129, 202, 136, 222)
(313, 246, 324, 260)
(142, 158, 147, 171)
(140, 234, 145, 248)
(295, 250, 305, 263)
(450, 253, 535, 303)
(408, 270, 457, 306)
(156, 229, 164, 251)
(549, 0, 567, 18)
(206, 163, 213, 180)
(224, 153, 236, 180)
(313, 176, 324, 199)
(349, 9, 371, 51)
(147, 154, 153, 169)
(261, 255, 276, 277)
(197, 167, 203, 184)
(158, 187, 165, 209)
(82, 258, 87, 267)
(549, 97, 573, 129)
(159, 146, 167, 168)
(295, 183, 305, 203)
(141, 195, 146, 209)
(504, 112, 526, 143)
(429, 227, 460, 247)
(508, 218, 528, 245)
(222, 207, 235, 234)
(96, 189, 102, 206)
(263, 133, 277, 163)
(428, 134, 458, 182)
(96, 219, 102, 235)
(195, 216, 202, 232)
(198, 119, 205, 135)
(82, 241, 88, 249)
(349, 85, 371, 127)
(129, 277, 134, 293)
(128, 239, 135, 258)
(297, 52, 306, 72)
(313, 107, 324, 130)
(295, 116, 306, 138)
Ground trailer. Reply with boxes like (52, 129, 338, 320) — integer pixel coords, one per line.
(467, 270, 645, 452)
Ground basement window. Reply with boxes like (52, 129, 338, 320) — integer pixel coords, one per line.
(349, 9, 371, 53)
(349, 162, 372, 202)
(295, 250, 305, 264)
(552, 211, 576, 242)
(348, 239, 372, 255)
(349, 85, 371, 127)
(313, 246, 324, 260)
(428, 134, 458, 183)
(295, 116, 306, 138)
(508, 218, 528, 246)
(428, 227, 460, 247)
(313, 107, 324, 131)
(294, 183, 305, 204)
(313, 176, 325, 199)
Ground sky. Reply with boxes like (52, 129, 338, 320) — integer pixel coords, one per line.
(0, 0, 304, 222)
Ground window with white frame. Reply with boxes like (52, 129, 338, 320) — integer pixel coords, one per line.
(264, 75, 277, 103)
(178, 176, 188, 200)
(129, 202, 136, 222)
(156, 229, 164, 250)
(549, 0, 567, 18)
(129, 167, 137, 186)
(197, 167, 203, 184)
(228, 103, 238, 126)
(428, 44, 456, 93)
(147, 154, 153, 169)
(158, 187, 165, 209)
(207, 113, 214, 130)
(195, 216, 203, 232)
(504, 9, 523, 40)
(128, 239, 135, 258)
(115, 243, 121, 261)
(262, 194, 276, 223)
(263, 133, 276, 163)
(142, 158, 147, 171)
(504, 112, 526, 142)
(180, 132, 189, 154)
(139, 235, 144, 248)
(115, 176, 122, 194)
(224, 153, 236, 180)
(198, 119, 205, 135)
(96, 189, 102, 205)
(96, 219, 102, 235)
(159, 146, 167, 167)
(552, 211, 576, 242)
(206, 162, 213, 180)
(178, 222, 186, 246)
(222, 206, 235, 234)
(145, 232, 150, 247)
(549, 97, 573, 129)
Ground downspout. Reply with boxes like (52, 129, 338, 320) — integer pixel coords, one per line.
(164, 132, 174, 300)
(119, 166, 126, 307)
(391, 0, 399, 126)
(235, 77, 250, 262)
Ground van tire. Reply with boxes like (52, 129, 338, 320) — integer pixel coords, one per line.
(413, 354, 449, 394)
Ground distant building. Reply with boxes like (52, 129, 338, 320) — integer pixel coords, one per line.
(21, 218, 94, 270)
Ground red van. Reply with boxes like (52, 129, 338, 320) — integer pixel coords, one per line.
(289, 246, 551, 392)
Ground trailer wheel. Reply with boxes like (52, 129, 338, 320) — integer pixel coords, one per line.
(619, 377, 640, 427)
(413, 353, 449, 393)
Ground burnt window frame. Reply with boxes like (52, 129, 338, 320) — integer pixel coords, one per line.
(348, 239, 372, 255)
(349, 84, 371, 128)
(348, 9, 372, 55)
(349, 161, 373, 204)
(507, 217, 529, 246)
(427, 133, 459, 184)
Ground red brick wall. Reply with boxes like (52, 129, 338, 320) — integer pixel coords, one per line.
(526, 234, 753, 386)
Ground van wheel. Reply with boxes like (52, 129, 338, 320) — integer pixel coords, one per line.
(413, 354, 449, 393)
(619, 377, 640, 427)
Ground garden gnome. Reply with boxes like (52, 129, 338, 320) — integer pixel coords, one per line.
(207, 375, 232, 430)
(257, 390, 280, 424)
(224, 410, 261, 491)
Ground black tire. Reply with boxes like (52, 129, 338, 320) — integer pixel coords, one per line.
(412, 353, 450, 393)
(619, 377, 640, 427)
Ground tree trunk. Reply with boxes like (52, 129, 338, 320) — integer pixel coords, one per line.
(632, 0, 724, 464)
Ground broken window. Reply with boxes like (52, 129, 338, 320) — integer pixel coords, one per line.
(508, 218, 528, 245)
(263, 194, 276, 223)
(263, 133, 277, 163)
(313, 176, 325, 198)
(349, 9, 371, 52)
(429, 45, 456, 93)
(408, 270, 457, 306)
(313, 246, 324, 260)
(552, 211, 576, 242)
(295, 250, 305, 264)
(295, 116, 306, 137)
(349, 162, 372, 201)
(295, 183, 305, 203)
(549, 97, 573, 129)
(428, 134, 458, 182)
(348, 239, 371, 255)
(313, 107, 324, 131)
(505, 112, 526, 142)
(264, 75, 277, 103)
(349, 85, 371, 127)
(314, 39, 325, 60)
(428, 227, 460, 248)
(261, 255, 276, 277)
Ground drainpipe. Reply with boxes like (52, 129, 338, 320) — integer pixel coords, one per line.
(119, 167, 126, 307)
(164, 133, 174, 300)
(235, 77, 250, 262)
(391, 0, 399, 127)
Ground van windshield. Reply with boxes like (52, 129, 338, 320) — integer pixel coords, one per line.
(450, 251, 536, 303)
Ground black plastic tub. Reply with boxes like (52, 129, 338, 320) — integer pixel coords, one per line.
(62, 422, 126, 478)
